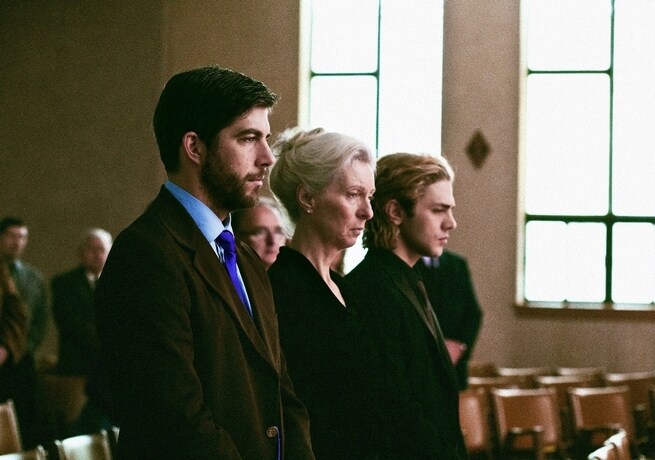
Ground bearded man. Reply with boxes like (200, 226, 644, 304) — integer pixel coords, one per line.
(93, 66, 314, 460)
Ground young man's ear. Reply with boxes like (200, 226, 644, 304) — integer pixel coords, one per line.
(385, 199, 404, 226)
(181, 132, 206, 167)
(296, 185, 315, 215)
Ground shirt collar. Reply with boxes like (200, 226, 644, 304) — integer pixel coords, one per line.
(164, 180, 231, 243)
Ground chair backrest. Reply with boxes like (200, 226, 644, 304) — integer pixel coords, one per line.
(0, 400, 22, 455)
(605, 429, 630, 460)
(558, 366, 605, 378)
(536, 374, 603, 447)
(495, 367, 553, 388)
(55, 429, 112, 460)
(0, 445, 47, 460)
(468, 375, 529, 392)
(587, 443, 619, 460)
(496, 366, 554, 377)
(492, 387, 562, 452)
(536, 374, 601, 414)
(459, 387, 491, 454)
(568, 386, 635, 442)
(604, 371, 655, 422)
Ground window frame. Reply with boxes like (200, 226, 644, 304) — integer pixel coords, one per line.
(298, 0, 382, 149)
(517, 0, 655, 313)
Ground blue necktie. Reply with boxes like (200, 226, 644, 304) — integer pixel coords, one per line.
(216, 230, 252, 316)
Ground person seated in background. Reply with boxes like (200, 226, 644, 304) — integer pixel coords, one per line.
(232, 196, 289, 269)
(416, 250, 483, 390)
(51, 228, 112, 376)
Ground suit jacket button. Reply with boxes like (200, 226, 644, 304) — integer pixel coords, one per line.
(266, 426, 279, 438)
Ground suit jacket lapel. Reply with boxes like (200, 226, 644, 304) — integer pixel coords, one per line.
(151, 187, 278, 373)
(393, 276, 459, 389)
(394, 277, 439, 341)
(236, 243, 280, 368)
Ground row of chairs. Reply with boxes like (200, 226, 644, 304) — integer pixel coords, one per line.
(460, 385, 641, 459)
(0, 399, 115, 460)
(460, 365, 655, 459)
(468, 365, 655, 439)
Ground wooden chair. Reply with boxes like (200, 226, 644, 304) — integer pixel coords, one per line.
(0, 400, 22, 455)
(568, 386, 635, 457)
(491, 387, 564, 459)
(604, 429, 630, 460)
(604, 370, 655, 436)
(460, 387, 493, 458)
(587, 443, 619, 460)
(536, 374, 601, 450)
(536, 374, 602, 414)
(54, 429, 112, 460)
(0, 445, 47, 460)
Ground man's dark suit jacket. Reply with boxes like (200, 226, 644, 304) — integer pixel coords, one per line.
(346, 248, 469, 460)
(51, 266, 95, 375)
(93, 187, 314, 460)
(416, 250, 483, 390)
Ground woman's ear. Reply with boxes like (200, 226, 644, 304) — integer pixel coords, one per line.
(181, 132, 205, 167)
(296, 185, 315, 214)
(385, 199, 404, 226)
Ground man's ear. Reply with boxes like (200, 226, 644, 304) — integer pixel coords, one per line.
(385, 199, 404, 226)
(181, 132, 205, 167)
(296, 185, 315, 214)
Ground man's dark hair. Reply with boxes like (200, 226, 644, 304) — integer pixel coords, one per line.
(0, 216, 25, 234)
(153, 65, 278, 172)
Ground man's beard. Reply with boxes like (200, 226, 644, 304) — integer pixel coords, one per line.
(200, 157, 261, 213)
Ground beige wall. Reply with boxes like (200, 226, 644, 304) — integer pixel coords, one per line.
(441, 0, 655, 372)
(1, 1, 652, 370)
